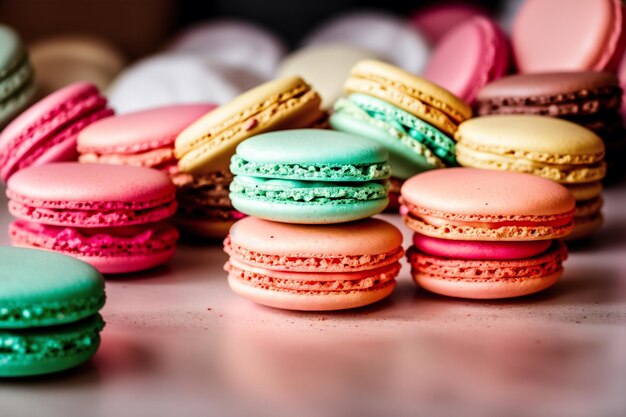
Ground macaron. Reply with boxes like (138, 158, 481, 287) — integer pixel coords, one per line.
(229, 130, 390, 224)
(176, 76, 324, 174)
(344, 60, 472, 137)
(107, 53, 263, 114)
(166, 20, 286, 81)
(401, 168, 576, 241)
(303, 11, 430, 74)
(77, 104, 216, 175)
(224, 217, 404, 311)
(512, 0, 625, 72)
(455, 115, 606, 239)
(423, 16, 510, 104)
(476, 71, 625, 183)
(410, 3, 489, 45)
(0, 247, 105, 376)
(174, 77, 324, 237)
(277, 44, 382, 109)
(401, 168, 574, 299)
(7, 162, 179, 274)
(407, 235, 568, 299)
(29, 35, 126, 97)
(0, 24, 36, 128)
(0, 82, 113, 182)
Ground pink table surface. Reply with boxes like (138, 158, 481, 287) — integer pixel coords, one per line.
(1, 181, 625, 417)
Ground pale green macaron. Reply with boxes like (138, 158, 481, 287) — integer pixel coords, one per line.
(230, 129, 391, 223)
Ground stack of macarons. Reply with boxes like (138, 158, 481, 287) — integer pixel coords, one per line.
(174, 76, 325, 239)
(6, 162, 179, 274)
(0, 247, 106, 376)
(475, 71, 625, 182)
(455, 115, 606, 240)
(401, 168, 575, 299)
(223, 129, 404, 311)
(76, 104, 225, 232)
(330, 60, 472, 209)
(0, 82, 113, 182)
(0, 24, 36, 129)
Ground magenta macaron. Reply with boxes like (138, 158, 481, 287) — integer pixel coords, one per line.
(423, 16, 509, 104)
(7, 162, 179, 274)
(0, 82, 113, 182)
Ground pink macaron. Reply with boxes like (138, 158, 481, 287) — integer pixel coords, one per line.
(410, 2, 489, 45)
(224, 217, 404, 311)
(512, 0, 625, 72)
(77, 104, 216, 176)
(0, 82, 113, 182)
(423, 16, 509, 104)
(7, 162, 179, 274)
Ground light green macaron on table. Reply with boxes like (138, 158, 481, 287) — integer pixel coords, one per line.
(230, 129, 391, 223)
(0, 247, 106, 377)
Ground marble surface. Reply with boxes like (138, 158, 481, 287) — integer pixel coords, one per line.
(1, 181, 625, 417)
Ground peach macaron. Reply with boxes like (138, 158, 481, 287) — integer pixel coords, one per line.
(224, 217, 404, 311)
(401, 168, 575, 299)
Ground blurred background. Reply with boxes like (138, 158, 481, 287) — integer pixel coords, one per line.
(1, 0, 503, 56)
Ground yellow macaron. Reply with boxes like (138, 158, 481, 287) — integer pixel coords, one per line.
(175, 76, 323, 174)
(455, 114, 606, 239)
(344, 60, 472, 136)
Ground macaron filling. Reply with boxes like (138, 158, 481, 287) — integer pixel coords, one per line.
(224, 235, 404, 272)
(226, 257, 400, 290)
(230, 154, 390, 182)
(230, 175, 389, 204)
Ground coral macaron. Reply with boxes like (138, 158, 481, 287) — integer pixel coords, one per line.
(0, 82, 113, 182)
(7, 163, 179, 274)
(224, 217, 404, 311)
(400, 168, 576, 241)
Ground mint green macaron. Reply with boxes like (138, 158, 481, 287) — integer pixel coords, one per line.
(0, 247, 105, 377)
(230, 129, 390, 223)
(0, 25, 36, 128)
(331, 94, 457, 178)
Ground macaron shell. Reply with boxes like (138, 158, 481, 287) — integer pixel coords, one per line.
(230, 193, 388, 224)
(412, 233, 552, 260)
(410, 3, 488, 44)
(455, 115, 605, 165)
(567, 213, 604, 241)
(0, 315, 103, 377)
(512, 0, 623, 72)
(77, 104, 216, 154)
(228, 216, 403, 258)
(0, 246, 105, 328)
(175, 76, 323, 174)
(414, 270, 562, 299)
(401, 168, 576, 218)
(9, 221, 179, 274)
(227, 274, 396, 311)
(7, 162, 176, 207)
(424, 16, 509, 103)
